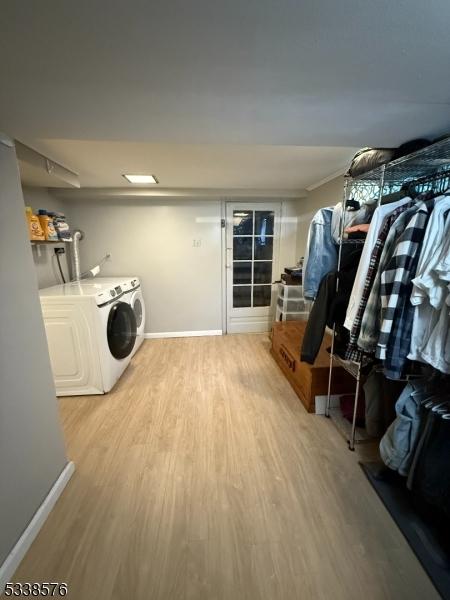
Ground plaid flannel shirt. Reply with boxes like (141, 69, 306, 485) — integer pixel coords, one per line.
(356, 205, 418, 355)
(382, 294, 417, 379)
(345, 202, 414, 362)
(376, 200, 434, 378)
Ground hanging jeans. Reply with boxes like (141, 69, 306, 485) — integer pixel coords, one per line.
(409, 412, 450, 522)
(379, 381, 429, 476)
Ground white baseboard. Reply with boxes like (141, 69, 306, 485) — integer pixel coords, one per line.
(0, 461, 75, 591)
(314, 394, 341, 415)
(144, 330, 223, 339)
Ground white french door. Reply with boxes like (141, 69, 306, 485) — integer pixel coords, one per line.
(226, 202, 281, 333)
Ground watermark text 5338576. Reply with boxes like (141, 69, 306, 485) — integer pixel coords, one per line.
(4, 582, 68, 596)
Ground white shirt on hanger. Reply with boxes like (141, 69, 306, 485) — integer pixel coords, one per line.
(433, 226, 450, 284)
(413, 291, 450, 374)
(410, 195, 450, 308)
(408, 196, 450, 368)
(344, 196, 411, 331)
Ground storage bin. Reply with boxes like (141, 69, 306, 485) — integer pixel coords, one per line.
(276, 306, 309, 322)
(277, 296, 307, 313)
(278, 283, 303, 300)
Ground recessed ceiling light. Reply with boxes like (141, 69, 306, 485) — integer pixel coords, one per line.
(122, 174, 159, 184)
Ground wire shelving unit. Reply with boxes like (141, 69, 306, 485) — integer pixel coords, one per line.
(324, 137, 450, 450)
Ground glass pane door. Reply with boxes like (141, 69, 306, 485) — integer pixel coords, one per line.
(231, 209, 275, 308)
(226, 202, 281, 333)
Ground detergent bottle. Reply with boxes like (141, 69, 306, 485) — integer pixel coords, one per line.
(38, 210, 59, 241)
(25, 206, 45, 241)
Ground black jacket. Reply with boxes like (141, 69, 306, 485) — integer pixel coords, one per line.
(301, 246, 362, 364)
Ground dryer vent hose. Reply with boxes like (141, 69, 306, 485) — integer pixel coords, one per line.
(71, 229, 85, 281)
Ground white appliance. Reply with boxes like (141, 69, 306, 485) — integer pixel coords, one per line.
(127, 279, 145, 356)
(89, 277, 146, 357)
(39, 279, 139, 396)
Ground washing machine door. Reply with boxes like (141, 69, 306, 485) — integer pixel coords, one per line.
(130, 290, 145, 330)
(107, 301, 137, 359)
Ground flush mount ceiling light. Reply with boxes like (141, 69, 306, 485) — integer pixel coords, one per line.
(122, 174, 159, 184)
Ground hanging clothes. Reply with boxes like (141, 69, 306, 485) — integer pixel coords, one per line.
(412, 414, 450, 522)
(330, 200, 375, 244)
(379, 381, 430, 476)
(300, 245, 362, 364)
(376, 199, 434, 379)
(302, 195, 375, 319)
(416, 293, 450, 374)
(303, 207, 337, 301)
(357, 205, 418, 354)
(301, 271, 337, 363)
(407, 404, 450, 498)
(408, 198, 450, 372)
(434, 230, 450, 280)
(345, 199, 415, 362)
(363, 367, 385, 437)
(301, 175, 450, 386)
(410, 197, 450, 306)
(344, 196, 412, 332)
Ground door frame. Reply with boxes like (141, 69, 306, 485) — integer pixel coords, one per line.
(222, 200, 282, 334)
(220, 200, 227, 334)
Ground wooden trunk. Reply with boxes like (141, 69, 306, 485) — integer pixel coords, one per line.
(270, 321, 354, 413)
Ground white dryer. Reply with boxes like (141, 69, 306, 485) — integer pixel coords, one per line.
(127, 278, 145, 357)
(91, 277, 145, 357)
(39, 280, 137, 396)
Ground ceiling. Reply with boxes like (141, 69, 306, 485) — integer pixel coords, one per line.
(25, 140, 356, 190)
(1, 0, 450, 191)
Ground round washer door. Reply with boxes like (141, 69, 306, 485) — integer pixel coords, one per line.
(130, 290, 145, 330)
(107, 301, 137, 359)
(133, 297, 144, 329)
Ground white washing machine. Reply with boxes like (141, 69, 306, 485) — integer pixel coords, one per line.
(127, 279, 145, 357)
(39, 279, 138, 396)
(90, 277, 145, 357)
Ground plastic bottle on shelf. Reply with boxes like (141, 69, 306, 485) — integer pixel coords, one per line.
(52, 212, 72, 241)
(38, 210, 59, 241)
(25, 206, 45, 241)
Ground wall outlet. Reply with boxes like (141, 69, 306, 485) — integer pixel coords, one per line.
(192, 239, 202, 247)
(54, 247, 65, 255)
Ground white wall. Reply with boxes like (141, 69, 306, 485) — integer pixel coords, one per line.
(279, 199, 302, 269)
(22, 187, 70, 289)
(296, 175, 344, 259)
(63, 196, 303, 335)
(0, 141, 68, 567)
(65, 198, 223, 334)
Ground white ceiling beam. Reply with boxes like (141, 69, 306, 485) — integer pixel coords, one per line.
(50, 187, 308, 201)
(15, 141, 80, 188)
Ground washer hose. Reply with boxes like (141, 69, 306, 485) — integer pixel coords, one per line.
(71, 229, 84, 281)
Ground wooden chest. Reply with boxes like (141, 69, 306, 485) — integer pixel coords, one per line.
(270, 321, 354, 412)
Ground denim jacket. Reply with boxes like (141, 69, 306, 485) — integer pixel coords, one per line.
(303, 207, 337, 300)
(379, 381, 428, 476)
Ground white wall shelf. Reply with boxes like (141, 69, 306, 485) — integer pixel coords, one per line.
(30, 240, 71, 245)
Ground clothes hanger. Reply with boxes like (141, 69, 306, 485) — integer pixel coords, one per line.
(396, 370, 428, 382)
(416, 392, 439, 404)
(345, 198, 360, 211)
(431, 402, 450, 414)
(421, 395, 444, 408)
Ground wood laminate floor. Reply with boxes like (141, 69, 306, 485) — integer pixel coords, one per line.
(10, 335, 438, 600)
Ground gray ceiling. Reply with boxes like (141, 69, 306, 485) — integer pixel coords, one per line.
(1, 0, 449, 189)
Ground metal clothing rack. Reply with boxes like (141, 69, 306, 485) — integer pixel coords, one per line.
(324, 137, 450, 450)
